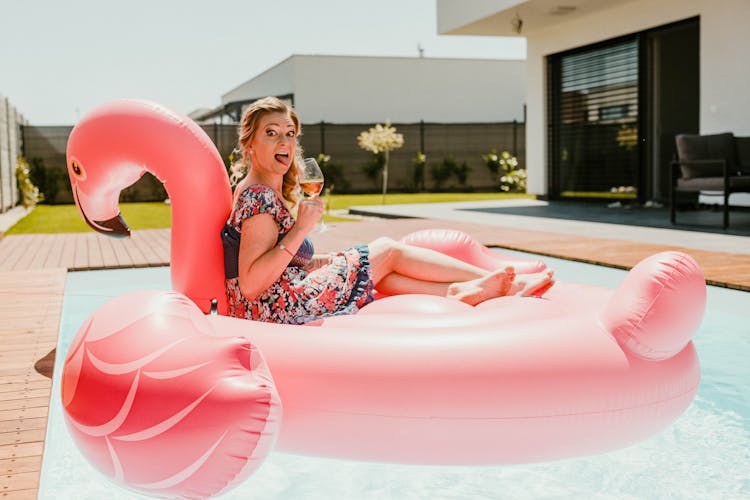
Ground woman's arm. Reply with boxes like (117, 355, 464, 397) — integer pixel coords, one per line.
(237, 197, 324, 301)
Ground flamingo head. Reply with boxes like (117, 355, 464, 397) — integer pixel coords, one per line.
(66, 101, 157, 238)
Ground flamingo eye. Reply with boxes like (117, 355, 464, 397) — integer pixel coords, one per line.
(70, 160, 85, 179)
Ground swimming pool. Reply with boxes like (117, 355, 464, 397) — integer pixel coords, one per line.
(39, 253, 750, 499)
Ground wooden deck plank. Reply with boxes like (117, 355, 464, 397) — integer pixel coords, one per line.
(10, 236, 44, 272)
(0, 455, 42, 475)
(0, 399, 51, 413)
(109, 237, 134, 269)
(145, 230, 170, 263)
(85, 233, 104, 269)
(0, 429, 46, 447)
(3, 234, 32, 270)
(58, 234, 77, 270)
(0, 442, 44, 461)
(0, 382, 50, 395)
(0, 236, 30, 271)
(0, 405, 50, 424)
(97, 234, 119, 268)
(1, 471, 40, 496)
(143, 229, 171, 263)
(0, 235, 25, 270)
(0, 419, 47, 434)
(71, 233, 89, 270)
(0, 375, 54, 389)
(130, 230, 167, 265)
(0, 339, 57, 351)
(27, 235, 52, 270)
(40, 233, 64, 269)
(121, 237, 149, 268)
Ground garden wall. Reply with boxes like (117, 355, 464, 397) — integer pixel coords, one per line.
(0, 96, 24, 212)
(21, 120, 525, 203)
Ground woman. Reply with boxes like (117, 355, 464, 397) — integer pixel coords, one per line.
(225, 97, 553, 324)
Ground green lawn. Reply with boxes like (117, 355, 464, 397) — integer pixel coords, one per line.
(326, 192, 532, 211)
(5, 203, 173, 234)
(5, 192, 532, 234)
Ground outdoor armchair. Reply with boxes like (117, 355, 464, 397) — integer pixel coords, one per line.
(670, 132, 750, 229)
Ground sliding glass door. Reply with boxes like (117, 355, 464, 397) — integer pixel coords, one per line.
(548, 37, 640, 199)
(547, 18, 699, 202)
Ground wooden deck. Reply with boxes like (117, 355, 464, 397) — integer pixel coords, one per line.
(1, 268, 65, 499)
(0, 229, 170, 272)
(1, 218, 748, 498)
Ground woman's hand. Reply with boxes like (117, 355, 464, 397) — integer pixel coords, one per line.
(296, 197, 325, 234)
(303, 253, 333, 272)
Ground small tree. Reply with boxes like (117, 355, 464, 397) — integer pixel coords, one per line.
(357, 121, 404, 204)
(412, 152, 426, 192)
(316, 153, 350, 194)
(430, 156, 457, 192)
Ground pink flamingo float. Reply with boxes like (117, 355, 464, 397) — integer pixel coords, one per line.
(62, 100, 706, 498)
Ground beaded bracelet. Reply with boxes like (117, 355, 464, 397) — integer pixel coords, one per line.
(279, 244, 295, 258)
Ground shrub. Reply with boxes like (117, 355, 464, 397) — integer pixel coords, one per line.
(453, 160, 471, 187)
(482, 149, 503, 179)
(431, 156, 456, 191)
(28, 157, 69, 204)
(411, 152, 427, 192)
(317, 153, 350, 194)
(15, 156, 43, 207)
(429, 156, 471, 192)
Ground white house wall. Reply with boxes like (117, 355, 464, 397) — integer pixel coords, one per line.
(437, 0, 524, 35)
(523, 0, 750, 196)
(222, 58, 296, 105)
(228, 55, 525, 124)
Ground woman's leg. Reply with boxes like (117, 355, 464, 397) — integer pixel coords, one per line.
(368, 237, 491, 284)
(375, 273, 453, 297)
(376, 270, 518, 305)
(368, 237, 553, 305)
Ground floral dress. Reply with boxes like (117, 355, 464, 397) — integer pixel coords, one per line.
(226, 184, 374, 324)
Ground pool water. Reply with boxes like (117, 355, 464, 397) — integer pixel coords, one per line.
(39, 254, 750, 499)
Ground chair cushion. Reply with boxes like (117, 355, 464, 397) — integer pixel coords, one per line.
(675, 132, 737, 178)
(735, 136, 750, 171)
(676, 175, 750, 191)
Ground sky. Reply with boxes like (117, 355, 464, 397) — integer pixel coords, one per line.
(1, 0, 525, 125)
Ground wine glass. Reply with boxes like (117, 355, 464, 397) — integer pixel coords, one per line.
(299, 157, 328, 232)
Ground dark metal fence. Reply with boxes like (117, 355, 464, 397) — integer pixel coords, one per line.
(21, 121, 524, 203)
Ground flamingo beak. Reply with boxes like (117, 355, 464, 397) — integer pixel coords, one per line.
(72, 185, 131, 238)
(90, 213, 131, 238)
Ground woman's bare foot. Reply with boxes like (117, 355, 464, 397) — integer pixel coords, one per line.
(508, 270, 555, 296)
(446, 267, 516, 306)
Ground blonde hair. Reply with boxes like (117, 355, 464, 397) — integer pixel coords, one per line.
(231, 96, 303, 206)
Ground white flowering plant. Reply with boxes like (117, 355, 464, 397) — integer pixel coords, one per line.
(482, 149, 526, 193)
(357, 121, 404, 203)
(357, 122, 404, 154)
(500, 167, 527, 193)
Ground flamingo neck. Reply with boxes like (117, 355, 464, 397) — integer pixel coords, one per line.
(131, 110, 232, 314)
